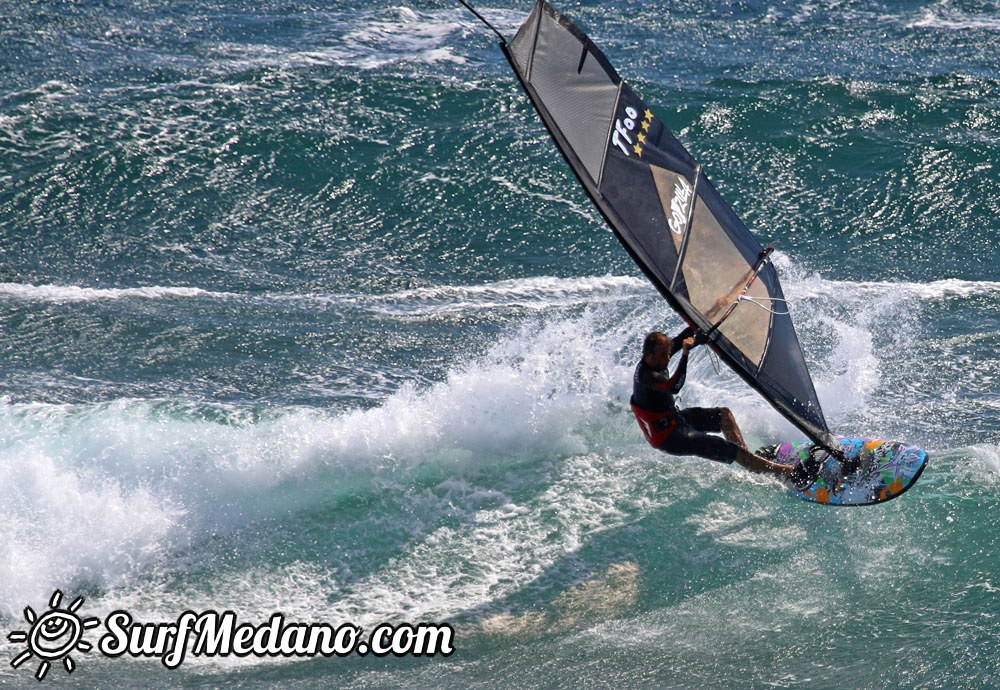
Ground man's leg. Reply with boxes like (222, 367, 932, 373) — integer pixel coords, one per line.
(731, 446, 799, 480)
(671, 407, 812, 484)
(718, 407, 749, 451)
(705, 407, 801, 482)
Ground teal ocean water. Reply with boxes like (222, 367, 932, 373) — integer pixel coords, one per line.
(2, 0, 999, 686)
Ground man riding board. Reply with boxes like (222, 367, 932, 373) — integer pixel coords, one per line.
(631, 326, 815, 485)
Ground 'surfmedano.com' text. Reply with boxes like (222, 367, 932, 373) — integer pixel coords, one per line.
(98, 610, 454, 667)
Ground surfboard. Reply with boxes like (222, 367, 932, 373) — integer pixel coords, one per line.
(757, 438, 928, 506)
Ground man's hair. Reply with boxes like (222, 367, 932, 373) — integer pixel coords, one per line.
(642, 331, 671, 359)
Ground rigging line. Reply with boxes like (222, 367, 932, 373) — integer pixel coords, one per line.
(737, 295, 789, 303)
(457, 0, 508, 45)
(706, 245, 775, 336)
(708, 347, 723, 376)
(737, 300, 790, 316)
(736, 295, 791, 316)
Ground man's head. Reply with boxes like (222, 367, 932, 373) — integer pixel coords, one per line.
(642, 331, 672, 369)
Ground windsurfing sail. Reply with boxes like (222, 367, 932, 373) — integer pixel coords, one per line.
(479, 0, 837, 450)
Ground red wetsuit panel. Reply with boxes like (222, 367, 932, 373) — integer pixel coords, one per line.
(631, 404, 678, 448)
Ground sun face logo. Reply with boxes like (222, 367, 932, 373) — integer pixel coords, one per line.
(8, 590, 100, 681)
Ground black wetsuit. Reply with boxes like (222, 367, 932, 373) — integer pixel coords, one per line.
(630, 330, 739, 464)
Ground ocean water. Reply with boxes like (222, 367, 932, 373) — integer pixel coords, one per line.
(1, 0, 999, 687)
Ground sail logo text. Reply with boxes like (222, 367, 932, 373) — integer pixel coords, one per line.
(611, 106, 641, 156)
(611, 105, 654, 157)
(668, 177, 693, 235)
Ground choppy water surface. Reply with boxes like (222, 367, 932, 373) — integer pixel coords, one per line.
(2, 1, 999, 687)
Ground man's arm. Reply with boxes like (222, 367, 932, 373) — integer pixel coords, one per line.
(670, 326, 696, 354)
(663, 338, 695, 393)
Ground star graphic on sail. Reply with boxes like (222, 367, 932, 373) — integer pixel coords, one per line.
(633, 108, 656, 157)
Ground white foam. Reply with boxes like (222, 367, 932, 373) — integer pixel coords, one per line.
(360, 275, 648, 315)
(0, 268, 959, 661)
(0, 423, 182, 615)
(698, 104, 736, 135)
(814, 314, 881, 423)
(966, 444, 1000, 479)
(772, 252, 1000, 302)
(198, 6, 524, 74)
(907, 6, 1000, 31)
(490, 175, 597, 219)
(10, 270, 971, 322)
(271, 275, 649, 316)
(0, 275, 647, 314)
(0, 304, 641, 619)
(0, 282, 234, 303)
(331, 7, 469, 69)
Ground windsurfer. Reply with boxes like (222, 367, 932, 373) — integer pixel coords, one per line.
(631, 327, 816, 485)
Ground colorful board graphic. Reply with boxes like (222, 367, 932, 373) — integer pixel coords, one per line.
(758, 438, 928, 506)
